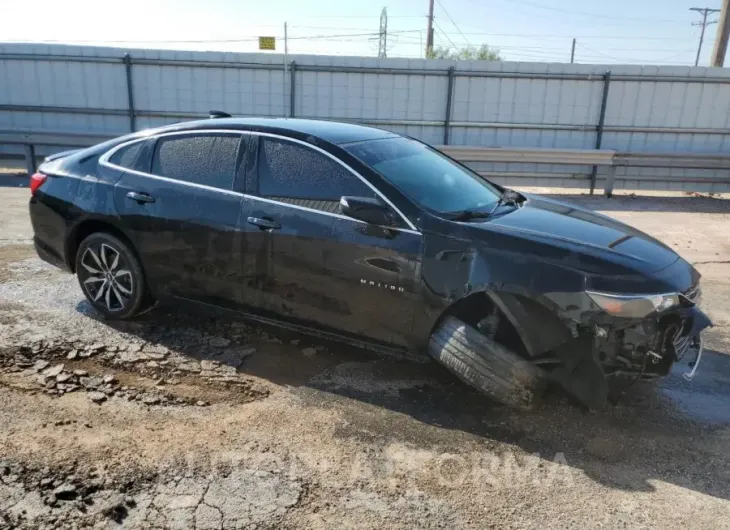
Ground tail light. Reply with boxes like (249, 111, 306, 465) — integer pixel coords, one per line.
(30, 172, 47, 195)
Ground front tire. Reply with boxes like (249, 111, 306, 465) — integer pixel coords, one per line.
(75, 232, 146, 320)
(429, 316, 547, 410)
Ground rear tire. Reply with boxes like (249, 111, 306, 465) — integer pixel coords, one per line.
(75, 232, 146, 320)
(429, 316, 547, 410)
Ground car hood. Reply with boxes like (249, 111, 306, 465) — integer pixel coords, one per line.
(460, 194, 680, 275)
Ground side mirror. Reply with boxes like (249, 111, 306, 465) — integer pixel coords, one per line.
(340, 196, 394, 226)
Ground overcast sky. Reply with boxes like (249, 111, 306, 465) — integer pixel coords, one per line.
(0, 0, 722, 65)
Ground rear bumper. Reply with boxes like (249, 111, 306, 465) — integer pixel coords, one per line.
(33, 237, 71, 272)
(29, 194, 73, 272)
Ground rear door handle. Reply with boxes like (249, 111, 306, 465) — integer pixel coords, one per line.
(247, 216, 281, 230)
(126, 191, 155, 204)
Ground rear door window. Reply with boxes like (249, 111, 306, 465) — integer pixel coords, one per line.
(256, 137, 375, 212)
(108, 140, 151, 172)
(151, 133, 243, 190)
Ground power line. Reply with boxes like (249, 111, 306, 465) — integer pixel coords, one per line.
(435, 0, 471, 47)
(291, 14, 424, 19)
(502, 50, 696, 64)
(287, 30, 421, 40)
(399, 31, 699, 40)
(392, 32, 701, 51)
(469, 1, 691, 29)
(433, 21, 459, 50)
(391, 34, 702, 56)
(2, 30, 426, 45)
(487, 0, 687, 24)
(3, 30, 703, 46)
(575, 42, 696, 64)
(1, 23, 708, 65)
(290, 25, 400, 31)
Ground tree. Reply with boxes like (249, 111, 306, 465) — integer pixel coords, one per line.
(427, 44, 501, 61)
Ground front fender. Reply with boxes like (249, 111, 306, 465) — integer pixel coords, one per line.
(418, 233, 583, 354)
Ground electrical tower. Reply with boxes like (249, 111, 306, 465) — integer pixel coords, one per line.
(378, 7, 388, 58)
(690, 7, 720, 66)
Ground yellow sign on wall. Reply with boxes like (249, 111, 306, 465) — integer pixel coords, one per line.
(258, 37, 276, 50)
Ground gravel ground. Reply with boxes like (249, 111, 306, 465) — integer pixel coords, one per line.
(1, 185, 729, 529)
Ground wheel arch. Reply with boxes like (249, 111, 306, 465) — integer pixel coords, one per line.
(65, 219, 140, 274)
(431, 289, 573, 358)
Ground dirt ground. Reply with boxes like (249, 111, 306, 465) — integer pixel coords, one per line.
(1, 184, 730, 529)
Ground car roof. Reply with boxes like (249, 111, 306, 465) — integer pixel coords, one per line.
(149, 117, 400, 145)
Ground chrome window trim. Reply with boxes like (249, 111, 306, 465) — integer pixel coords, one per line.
(242, 194, 420, 234)
(99, 129, 248, 171)
(98, 129, 421, 236)
(99, 164, 245, 198)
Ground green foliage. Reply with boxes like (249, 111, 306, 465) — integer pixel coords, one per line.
(426, 44, 502, 61)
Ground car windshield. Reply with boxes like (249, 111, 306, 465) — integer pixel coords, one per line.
(344, 137, 501, 214)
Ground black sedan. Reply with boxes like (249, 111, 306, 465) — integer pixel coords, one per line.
(28, 116, 711, 409)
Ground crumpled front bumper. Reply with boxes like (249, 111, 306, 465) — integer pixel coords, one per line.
(612, 298, 712, 375)
(546, 289, 712, 409)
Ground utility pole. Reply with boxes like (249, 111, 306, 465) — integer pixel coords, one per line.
(570, 38, 576, 63)
(711, 0, 730, 66)
(690, 7, 720, 66)
(426, 0, 435, 57)
(378, 7, 388, 58)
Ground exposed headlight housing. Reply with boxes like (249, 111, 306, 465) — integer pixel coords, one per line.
(586, 291, 680, 319)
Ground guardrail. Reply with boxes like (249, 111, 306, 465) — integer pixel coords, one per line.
(439, 146, 616, 166)
(3, 129, 730, 197)
(438, 146, 620, 195)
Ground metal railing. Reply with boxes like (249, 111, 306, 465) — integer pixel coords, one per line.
(3, 51, 730, 195)
(439, 146, 616, 166)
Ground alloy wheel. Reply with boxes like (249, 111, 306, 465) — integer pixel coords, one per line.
(79, 243, 134, 312)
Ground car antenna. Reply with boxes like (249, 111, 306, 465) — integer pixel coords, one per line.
(209, 110, 232, 119)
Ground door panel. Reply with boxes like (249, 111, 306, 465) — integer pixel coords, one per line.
(110, 131, 260, 309)
(252, 199, 421, 347)
(113, 173, 252, 307)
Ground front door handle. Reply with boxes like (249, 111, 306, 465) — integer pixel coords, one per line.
(247, 216, 281, 231)
(126, 191, 155, 204)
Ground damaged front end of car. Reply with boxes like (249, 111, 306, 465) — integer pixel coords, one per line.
(539, 280, 712, 408)
(422, 244, 712, 409)
(419, 198, 713, 409)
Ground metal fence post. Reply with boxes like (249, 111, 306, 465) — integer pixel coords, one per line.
(24, 144, 36, 175)
(589, 70, 611, 195)
(123, 53, 136, 132)
(443, 66, 455, 145)
(604, 165, 618, 198)
(289, 61, 296, 118)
